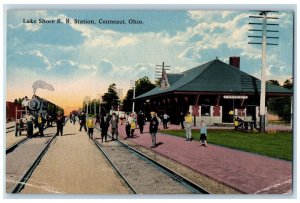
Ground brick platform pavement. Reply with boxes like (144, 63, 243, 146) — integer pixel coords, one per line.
(115, 122, 292, 194)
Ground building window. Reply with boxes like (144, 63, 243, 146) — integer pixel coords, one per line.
(201, 105, 210, 116)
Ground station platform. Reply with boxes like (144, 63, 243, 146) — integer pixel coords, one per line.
(116, 122, 292, 194)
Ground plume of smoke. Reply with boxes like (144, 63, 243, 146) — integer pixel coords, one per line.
(32, 80, 55, 95)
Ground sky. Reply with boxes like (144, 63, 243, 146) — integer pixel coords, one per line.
(5, 9, 294, 114)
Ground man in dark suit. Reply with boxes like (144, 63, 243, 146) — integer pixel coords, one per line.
(79, 112, 87, 132)
(56, 112, 65, 136)
(137, 111, 145, 134)
(149, 112, 159, 148)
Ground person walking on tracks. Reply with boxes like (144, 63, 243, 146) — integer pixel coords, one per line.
(36, 113, 46, 137)
(95, 113, 100, 126)
(24, 111, 35, 137)
(70, 113, 76, 124)
(149, 112, 159, 148)
(56, 112, 65, 136)
(79, 112, 87, 132)
(184, 112, 193, 141)
(110, 112, 119, 140)
(200, 120, 208, 147)
(100, 113, 110, 142)
(86, 117, 95, 139)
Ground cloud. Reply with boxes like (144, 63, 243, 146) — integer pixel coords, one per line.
(7, 13, 84, 47)
(7, 50, 52, 70)
(8, 22, 42, 32)
(50, 60, 79, 76)
(187, 10, 236, 22)
(7, 10, 48, 32)
(67, 19, 140, 49)
(178, 47, 200, 60)
(97, 59, 114, 76)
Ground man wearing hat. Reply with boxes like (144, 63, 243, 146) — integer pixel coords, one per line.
(184, 112, 193, 141)
(22, 96, 30, 113)
(56, 111, 65, 136)
(149, 112, 159, 148)
(36, 113, 45, 136)
(86, 116, 95, 139)
(110, 112, 119, 140)
(24, 111, 34, 137)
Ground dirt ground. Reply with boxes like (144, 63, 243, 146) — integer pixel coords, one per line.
(20, 122, 130, 194)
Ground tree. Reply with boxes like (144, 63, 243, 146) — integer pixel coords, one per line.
(122, 89, 133, 113)
(101, 83, 120, 113)
(135, 76, 156, 97)
(13, 98, 22, 105)
(122, 76, 156, 112)
(267, 80, 280, 86)
(267, 78, 292, 122)
(283, 79, 293, 90)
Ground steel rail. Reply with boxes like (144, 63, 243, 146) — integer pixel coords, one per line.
(6, 124, 54, 154)
(116, 137, 210, 194)
(10, 134, 57, 193)
(92, 138, 137, 194)
(6, 137, 31, 154)
(94, 126, 210, 194)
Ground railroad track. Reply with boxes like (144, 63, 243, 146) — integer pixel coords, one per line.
(6, 125, 55, 153)
(6, 117, 70, 153)
(6, 128, 58, 193)
(6, 137, 31, 154)
(93, 127, 209, 194)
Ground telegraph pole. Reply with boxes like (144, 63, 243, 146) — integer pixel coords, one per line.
(155, 62, 170, 81)
(248, 10, 279, 132)
(130, 80, 136, 113)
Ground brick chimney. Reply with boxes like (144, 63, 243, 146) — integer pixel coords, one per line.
(229, 56, 240, 69)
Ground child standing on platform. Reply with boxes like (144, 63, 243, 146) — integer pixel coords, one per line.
(130, 119, 136, 138)
(86, 117, 94, 139)
(200, 120, 208, 147)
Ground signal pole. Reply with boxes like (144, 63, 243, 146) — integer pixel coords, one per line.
(248, 10, 279, 132)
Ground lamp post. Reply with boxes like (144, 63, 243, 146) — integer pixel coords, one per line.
(84, 96, 90, 115)
(130, 80, 136, 113)
(97, 94, 102, 115)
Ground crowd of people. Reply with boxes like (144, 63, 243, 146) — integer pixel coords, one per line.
(21, 106, 208, 148)
(21, 110, 66, 138)
(76, 110, 208, 148)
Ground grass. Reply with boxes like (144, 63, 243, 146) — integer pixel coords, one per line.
(160, 129, 293, 161)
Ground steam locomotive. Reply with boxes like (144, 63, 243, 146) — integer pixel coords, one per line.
(27, 95, 64, 118)
(15, 95, 64, 136)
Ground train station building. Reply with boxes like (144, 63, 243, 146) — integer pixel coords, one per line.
(136, 57, 292, 125)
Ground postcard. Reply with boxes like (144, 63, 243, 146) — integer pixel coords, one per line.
(4, 7, 294, 197)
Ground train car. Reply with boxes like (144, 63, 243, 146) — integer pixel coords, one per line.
(15, 95, 64, 136)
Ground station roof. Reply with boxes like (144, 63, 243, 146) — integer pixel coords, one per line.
(136, 59, 292, 99)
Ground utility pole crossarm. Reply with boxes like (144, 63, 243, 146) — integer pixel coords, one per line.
(155, 62, 170, 81)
